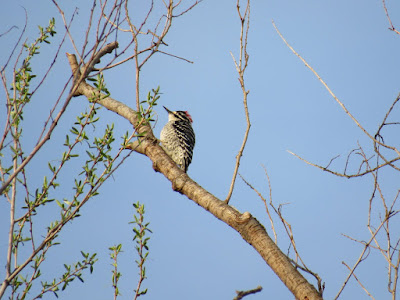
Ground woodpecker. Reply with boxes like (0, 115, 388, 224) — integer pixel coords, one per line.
(160, 106, 195, 172)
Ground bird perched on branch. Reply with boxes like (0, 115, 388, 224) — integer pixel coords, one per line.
(160, 106, 195, 172)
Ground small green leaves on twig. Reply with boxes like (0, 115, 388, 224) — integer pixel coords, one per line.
(34, 251, 97, 299)
(110, 244, 123, 299)
(123, 87, 161, 151)
(137, 86, 161, 126)
(8, 17, 56, 129)
(131, 202, 152, 299)
(87, 72, 110, 101)
(108, 203, 152, 300)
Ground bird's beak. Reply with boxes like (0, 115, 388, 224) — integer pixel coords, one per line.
(163, 106, 172, 113)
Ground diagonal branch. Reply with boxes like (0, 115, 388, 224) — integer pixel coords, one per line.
(272, 20, 400, 159)
(0, 81, 76, 196)
(66, 46, 323, 300)
(382, 0, 400, 35)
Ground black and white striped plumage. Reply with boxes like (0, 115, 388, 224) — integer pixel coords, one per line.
(160, 106, 195, 172)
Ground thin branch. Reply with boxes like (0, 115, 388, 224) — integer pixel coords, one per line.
(0, 76, 76, 195)
(341, 234, 380, 251)
(342, 262, 375, 299)
(1, 8, 27, 72)
(375, 94, 400, 136)
(156, 49, 193, 63)
(0, 25, 18, 38)
(290, 258, 325, 295)
(272, 20, 400, 158)
(239, 173, 277, 243)
(334, 215, 389, 299)
(382, 0, 400, 35)
(225, 0, 251, 204)
(287, 150, 400, 178)
(172, 0, 203, 18)
(373, 94, 400, 172)
(233, 286, 262, 300)
(51, 1, 82, 62)
(101, 10, 130, 32)
(240, 166, 324, 294)
(5, 158, 17, 281)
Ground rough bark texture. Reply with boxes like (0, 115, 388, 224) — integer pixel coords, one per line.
(67, 48, 323, 300)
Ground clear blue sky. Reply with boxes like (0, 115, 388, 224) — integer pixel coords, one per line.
(1, 0, 400, 299)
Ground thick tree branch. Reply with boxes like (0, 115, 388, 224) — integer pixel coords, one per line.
(66, 48, 322, 300)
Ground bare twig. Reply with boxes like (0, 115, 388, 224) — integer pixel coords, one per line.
(225, 0, 251, 204)
(1, 8, 27, 72)
(156, 49, 194, 63)
(334, 214, 389, 299)
(290, 259, 325, 295)
(239, 173, 277, 243)
(382, 0, 400, 35)
(342, 262, 375, 299)
(172, 0, 203, 18)
(51, 1, 82, 62)
(373, 95, 400, 172)
(272, 20, 400, 159)
(240, 165, 324, 295)
(287, 150, 400, 178)
(233, 286, 262, 300)
(0, 25, 18, 38)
